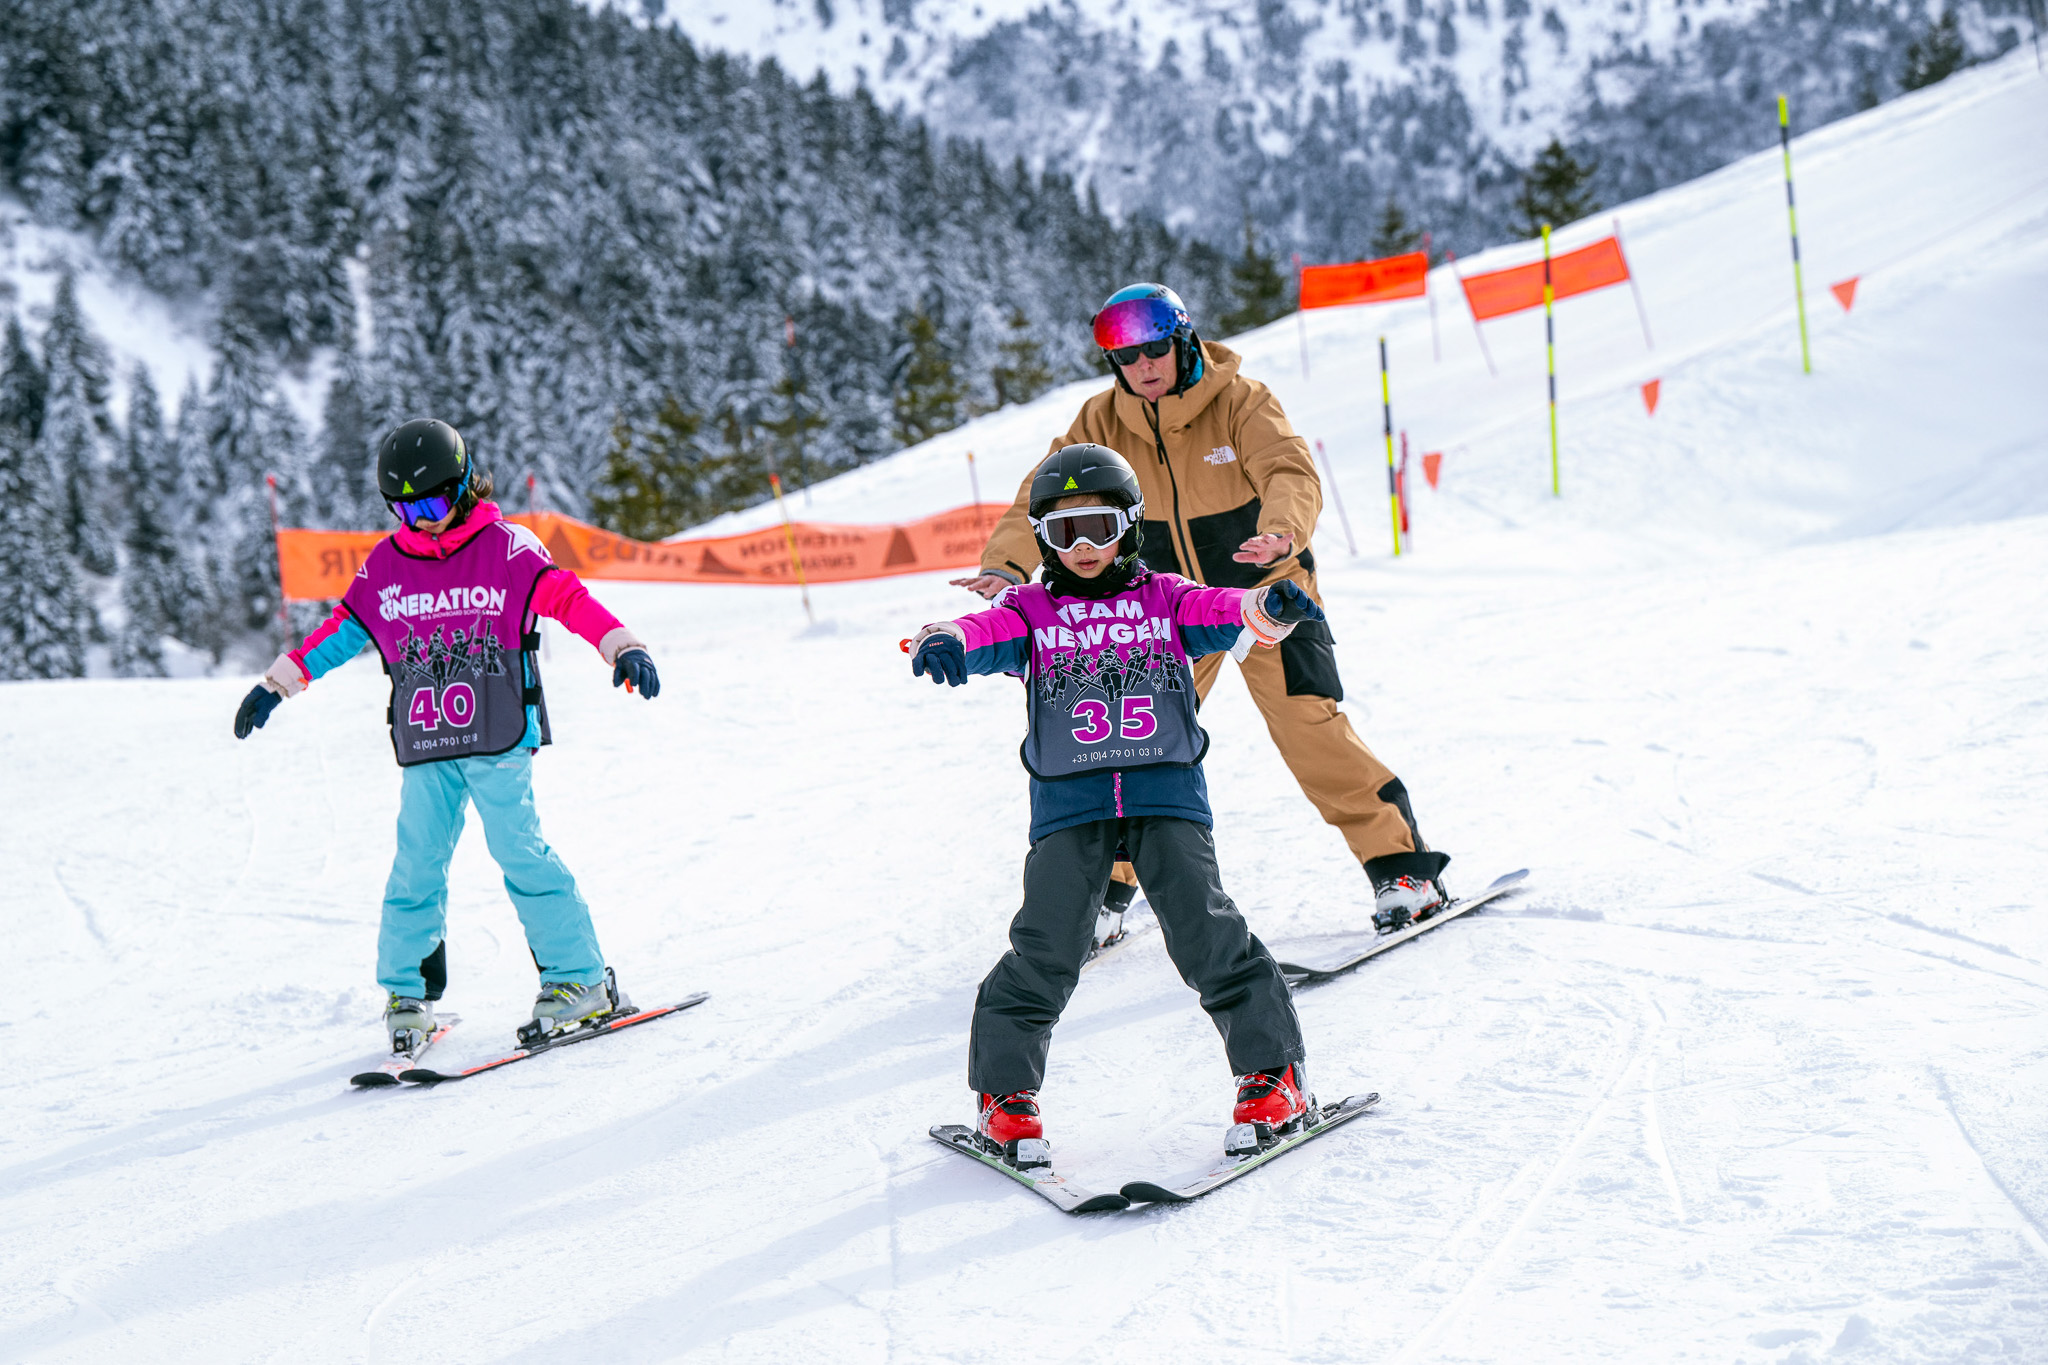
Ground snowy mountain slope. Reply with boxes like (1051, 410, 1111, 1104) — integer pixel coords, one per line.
(659, 0, 1754, 163)
(3, 50, 2046, 1365)
(0, 199, 334, 451)
(636, 0, 2024, 256)
(700, 51, 2048, 556)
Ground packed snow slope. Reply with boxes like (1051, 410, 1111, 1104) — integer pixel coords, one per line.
(4, 54, 2046, 1365)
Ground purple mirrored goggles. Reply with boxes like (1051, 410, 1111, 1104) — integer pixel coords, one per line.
(1093, 296, 1188, 365)
(389, 489, 461, 528)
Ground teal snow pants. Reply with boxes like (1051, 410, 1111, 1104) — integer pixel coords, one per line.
(376, 749, 606, 997)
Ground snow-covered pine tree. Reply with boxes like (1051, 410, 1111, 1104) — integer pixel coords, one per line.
(1513, 139, 1602, 240)
(1370, 199, 1425, 260)
(1217, 218, 1292, 337)
(38, 273, 120, 578)
(1903, 10, 1970, 89)
(312, 336, 381, 531)
(166, 375, 220, 657)
(0, 316, 46, 440)
(0, 338, 91, 679)
(200, 308, 282, 648)
(989, 308, 1055, 409)
(892, 306, 964, 449)
(112, 365, 186, 675)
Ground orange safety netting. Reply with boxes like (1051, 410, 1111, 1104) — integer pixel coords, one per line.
(275, 504, 1013, 601)
(1299, 251, 1428, 309)
(1459, 236, 1631, 321)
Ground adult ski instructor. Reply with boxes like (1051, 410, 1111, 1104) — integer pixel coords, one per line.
(952, 283, 1450, 930)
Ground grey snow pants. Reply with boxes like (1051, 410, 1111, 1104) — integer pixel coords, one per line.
(966, 816, 1305, 1096)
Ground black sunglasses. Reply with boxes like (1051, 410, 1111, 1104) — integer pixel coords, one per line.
(1106, 337, 1175, 367)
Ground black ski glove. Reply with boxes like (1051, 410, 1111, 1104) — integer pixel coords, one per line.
(613, 648, 660, 699)
(912, 634, 967, 686)
(1263, 579, 1325, 625)
(234, 684, 282, 739)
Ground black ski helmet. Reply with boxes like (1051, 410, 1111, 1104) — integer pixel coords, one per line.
(1028, 443, 1145, 584)
(1092, 282, 1206, 398)
(377, 418, 470, 503)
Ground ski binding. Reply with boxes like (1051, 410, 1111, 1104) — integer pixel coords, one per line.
(1275, 869, 1529, 987)
(928, 1124, 1130, 1213)
(1121, 1091, 1381, 1204)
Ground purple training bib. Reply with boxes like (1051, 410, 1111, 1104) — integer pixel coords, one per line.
(342, 520, 555, 766)
(1008, 574, 1208, 781)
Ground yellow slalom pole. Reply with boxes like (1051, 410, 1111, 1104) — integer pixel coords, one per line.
(768, 472, 815, 624)
(1543, 223, 1559, 497)
(1379, 336, 1401, 557)
(1778, 94, 1813, 374)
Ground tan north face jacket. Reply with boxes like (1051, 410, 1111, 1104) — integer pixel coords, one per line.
(980, 340, 1322, 593)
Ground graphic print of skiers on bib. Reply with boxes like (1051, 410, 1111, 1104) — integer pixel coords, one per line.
(1012, 579, 1208, 780)
(343, 523, 554, 766)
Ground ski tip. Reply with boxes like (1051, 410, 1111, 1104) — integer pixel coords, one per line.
(396, 1070, 450, 1084)
(350, 1073, 402, 1088)
(1073, 1192, 1133, 1213)
(1119, 1181, 1188, 1205)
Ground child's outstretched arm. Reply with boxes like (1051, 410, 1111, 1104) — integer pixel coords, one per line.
(1172, 580, 1325, 660)
(529, 568, 659, 699)
(235, 602, 374, 738)
(908, 605, 1029, 686)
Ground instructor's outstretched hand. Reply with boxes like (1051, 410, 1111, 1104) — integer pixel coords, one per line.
(233, 684, 282, 739)
(613, 648, 660, 699)
(1233, 531, 1295, 565)
(948, 573, 1015, 601)
(1262, 578, 1325, 625)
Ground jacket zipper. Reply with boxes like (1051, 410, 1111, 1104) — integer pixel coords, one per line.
(1115, 770, 1123, 818)
(1144, 402, 1201, 583)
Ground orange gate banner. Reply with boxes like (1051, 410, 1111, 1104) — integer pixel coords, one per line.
(1299, 251, 1429, 309)
(1459, 235, 1630, 321)
(275, 504, 1013, 601)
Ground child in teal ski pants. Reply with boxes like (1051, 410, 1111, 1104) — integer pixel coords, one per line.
(379, 750, 605, 997)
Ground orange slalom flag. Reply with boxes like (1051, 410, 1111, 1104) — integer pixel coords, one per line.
(1422, 451, 1442, 489)
(1460, 235, 1631, 322)
(1299, 251, 1429, 309)
(1641, 379, 1661, 415)
(1830, 277, 1859, 312)
(274, 504, 1013, 602)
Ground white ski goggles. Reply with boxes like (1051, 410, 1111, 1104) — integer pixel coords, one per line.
(1030, 503, 1139, 551)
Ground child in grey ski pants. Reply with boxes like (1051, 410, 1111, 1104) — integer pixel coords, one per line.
(967, 816, 1305, 1096)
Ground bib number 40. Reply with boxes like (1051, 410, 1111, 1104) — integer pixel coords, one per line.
(408, 682, 477, 732)
(1071, 695, 1156, 744)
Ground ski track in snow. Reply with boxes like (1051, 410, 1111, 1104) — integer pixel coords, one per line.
(3, 52, 2048, 1365)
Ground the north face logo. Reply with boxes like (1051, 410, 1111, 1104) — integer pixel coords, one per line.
(1205, 446, 1237, 465)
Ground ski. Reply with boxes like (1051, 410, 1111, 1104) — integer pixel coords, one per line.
(398, 993, 709, 1084)
(1120, 1092, 1381, 1204)
(1274, 869, 1529, 988)
(351, 1015, 459, 1088)
(928, 1125, 1130, 1213)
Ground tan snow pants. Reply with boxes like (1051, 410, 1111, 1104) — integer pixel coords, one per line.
(1108, 615, 1431, 888)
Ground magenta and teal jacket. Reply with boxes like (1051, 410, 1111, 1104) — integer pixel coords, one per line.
(283, 503, 627, 751)
(953, 569, 1252, 841)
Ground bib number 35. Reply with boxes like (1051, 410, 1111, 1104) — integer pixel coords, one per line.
(408, 682, 477, 732)
(1071, 696, 1155, 744)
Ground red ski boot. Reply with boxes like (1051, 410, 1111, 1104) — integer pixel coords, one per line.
(1231, 1064, 1312, 1152)
(977, 1090, 1049, 1168)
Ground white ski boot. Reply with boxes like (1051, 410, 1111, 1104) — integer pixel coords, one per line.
(384, 994, 435, 1057)
(519, 967, 624, 1045)
(1372, 875, 1447, 933)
